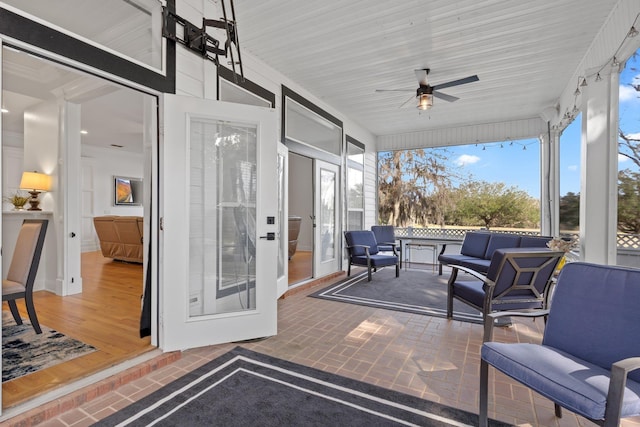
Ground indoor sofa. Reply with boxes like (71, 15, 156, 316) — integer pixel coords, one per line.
(438, 231, 552, 274)
(93, 215, 143, 263)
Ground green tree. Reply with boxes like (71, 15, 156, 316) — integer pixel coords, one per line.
(559, 192, 580, 230)
(378, 149, 456, 227)
(618, 170, 640, 233)
(447, 181, 539, 229)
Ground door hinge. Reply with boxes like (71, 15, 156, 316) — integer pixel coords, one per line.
(160, 217, 164, 231)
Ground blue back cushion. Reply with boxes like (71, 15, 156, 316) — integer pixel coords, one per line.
(520, 235, 552, 248)
(345, 230, 379, 256)
(371, 225, 395, 244)
(484, 234, 521, 259)
(543, 262, 640, 383)
(460, 232, 491, 258)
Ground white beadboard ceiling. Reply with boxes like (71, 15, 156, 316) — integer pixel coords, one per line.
(233, 0, 621, 138)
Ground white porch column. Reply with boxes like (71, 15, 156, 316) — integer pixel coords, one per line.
(540, 126, 560, 237)
(579, 67, 619, 264)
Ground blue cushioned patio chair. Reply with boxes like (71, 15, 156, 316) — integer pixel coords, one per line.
(371, 225, 402, 268)
(446, 247, 563, 323)
(479, 262, 640, 427)
(344, 230, 399, 282)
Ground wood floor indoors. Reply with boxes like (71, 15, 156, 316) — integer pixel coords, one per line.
(2, 251, 154, 408)
(288, 250, 312, 284)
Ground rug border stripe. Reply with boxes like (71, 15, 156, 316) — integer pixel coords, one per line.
(114, 352, 476, 427)
(311, 269, 482, 322)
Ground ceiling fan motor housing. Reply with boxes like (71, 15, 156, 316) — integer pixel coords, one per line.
(416, 84, 433, 96)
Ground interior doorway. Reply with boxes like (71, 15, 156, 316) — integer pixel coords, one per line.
(1, 46, 155, 407)
(287, 152, 342, 285)
(287, 153, 313, 284)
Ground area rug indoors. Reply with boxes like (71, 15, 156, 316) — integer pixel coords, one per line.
(2, 311, 96, 382)
(310, 267, 483, 323)
(95, 346, 512, 427)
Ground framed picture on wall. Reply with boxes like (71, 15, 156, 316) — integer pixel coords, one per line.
(114, 176, 142, 206)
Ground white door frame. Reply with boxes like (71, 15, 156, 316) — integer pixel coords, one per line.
(313, 159, 341, 278)
(277, 142, 289, 297)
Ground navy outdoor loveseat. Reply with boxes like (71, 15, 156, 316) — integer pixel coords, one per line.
(438, 230, 552, 274)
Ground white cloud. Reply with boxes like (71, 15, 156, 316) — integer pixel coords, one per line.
(567, 165, 578, 171)
(624, 132, 640, 140)
(619, 84, 638, 102)
(619, 154, 629, 163)
(455, 154, 481, 167)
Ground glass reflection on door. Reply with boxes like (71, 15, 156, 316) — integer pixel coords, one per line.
(319, 168, 336, 262)
(189, 118, 257, 317)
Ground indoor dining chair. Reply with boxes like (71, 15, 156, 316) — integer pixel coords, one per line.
(2, 219, 48, 334)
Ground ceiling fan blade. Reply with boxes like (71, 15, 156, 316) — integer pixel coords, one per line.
(375, 89, 413, 92)
(432, 75, 479, 91)
(414, 69, 429, 86)
(433, 91, 459, 102)
(399, 95, 415, 108)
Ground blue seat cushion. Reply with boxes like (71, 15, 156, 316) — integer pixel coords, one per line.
(438, 254, 491, 273)
(377, 243, 400, 253)
(351, 254, 397, 268)
(482, 342, 640, 421)
(452, 280, 544, 311)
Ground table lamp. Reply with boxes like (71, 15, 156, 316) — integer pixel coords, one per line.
(19, 171, 51, 211)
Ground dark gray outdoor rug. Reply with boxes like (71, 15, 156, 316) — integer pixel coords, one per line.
(2, 311, 96, 382)
(310, 267, 483, 323)
(94, 346, 512, 426)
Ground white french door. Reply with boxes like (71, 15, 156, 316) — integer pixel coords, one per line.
(313, 160, 340, 278)
(160, 95, 278, 351)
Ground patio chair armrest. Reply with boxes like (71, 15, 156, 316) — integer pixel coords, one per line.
(347, 244, 371, 257)
(451, 265, 490, 283)
(379, 242, 399, 256)
(605, 357, 640, 424)
(483, 310, 550, 342)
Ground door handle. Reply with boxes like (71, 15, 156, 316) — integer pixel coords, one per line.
(259, 232, 276, 240)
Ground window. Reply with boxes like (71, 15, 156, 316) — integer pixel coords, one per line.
(3, 0, 165, 71)
(347, 136, 364, 230)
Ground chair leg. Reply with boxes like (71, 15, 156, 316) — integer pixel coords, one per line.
(395, 262, 399, 277)
(25, 294, 42, 334)
(8, 300, 23, 325)
(446, 268, 458, 318)
(554, 403, 562, 418)
(347, 262, 352, 277)
(479, 359, 489, 427)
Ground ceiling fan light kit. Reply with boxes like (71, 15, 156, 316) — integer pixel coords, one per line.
(376, 68, 479, 111)
(417, 89, 433, 110)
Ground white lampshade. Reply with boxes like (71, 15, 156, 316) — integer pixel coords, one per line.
(20, 171, 51, 192)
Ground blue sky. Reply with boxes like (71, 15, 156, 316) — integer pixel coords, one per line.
(439, 50, 640, 200)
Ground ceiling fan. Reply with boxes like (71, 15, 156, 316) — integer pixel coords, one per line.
(375, 69, 479, 110)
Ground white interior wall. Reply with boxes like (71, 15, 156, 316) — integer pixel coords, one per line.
(81, 145, 144, 251)
(23, 101, 59, 212)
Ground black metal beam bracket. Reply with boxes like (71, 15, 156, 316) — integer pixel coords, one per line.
(162, 0, 243, 81)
